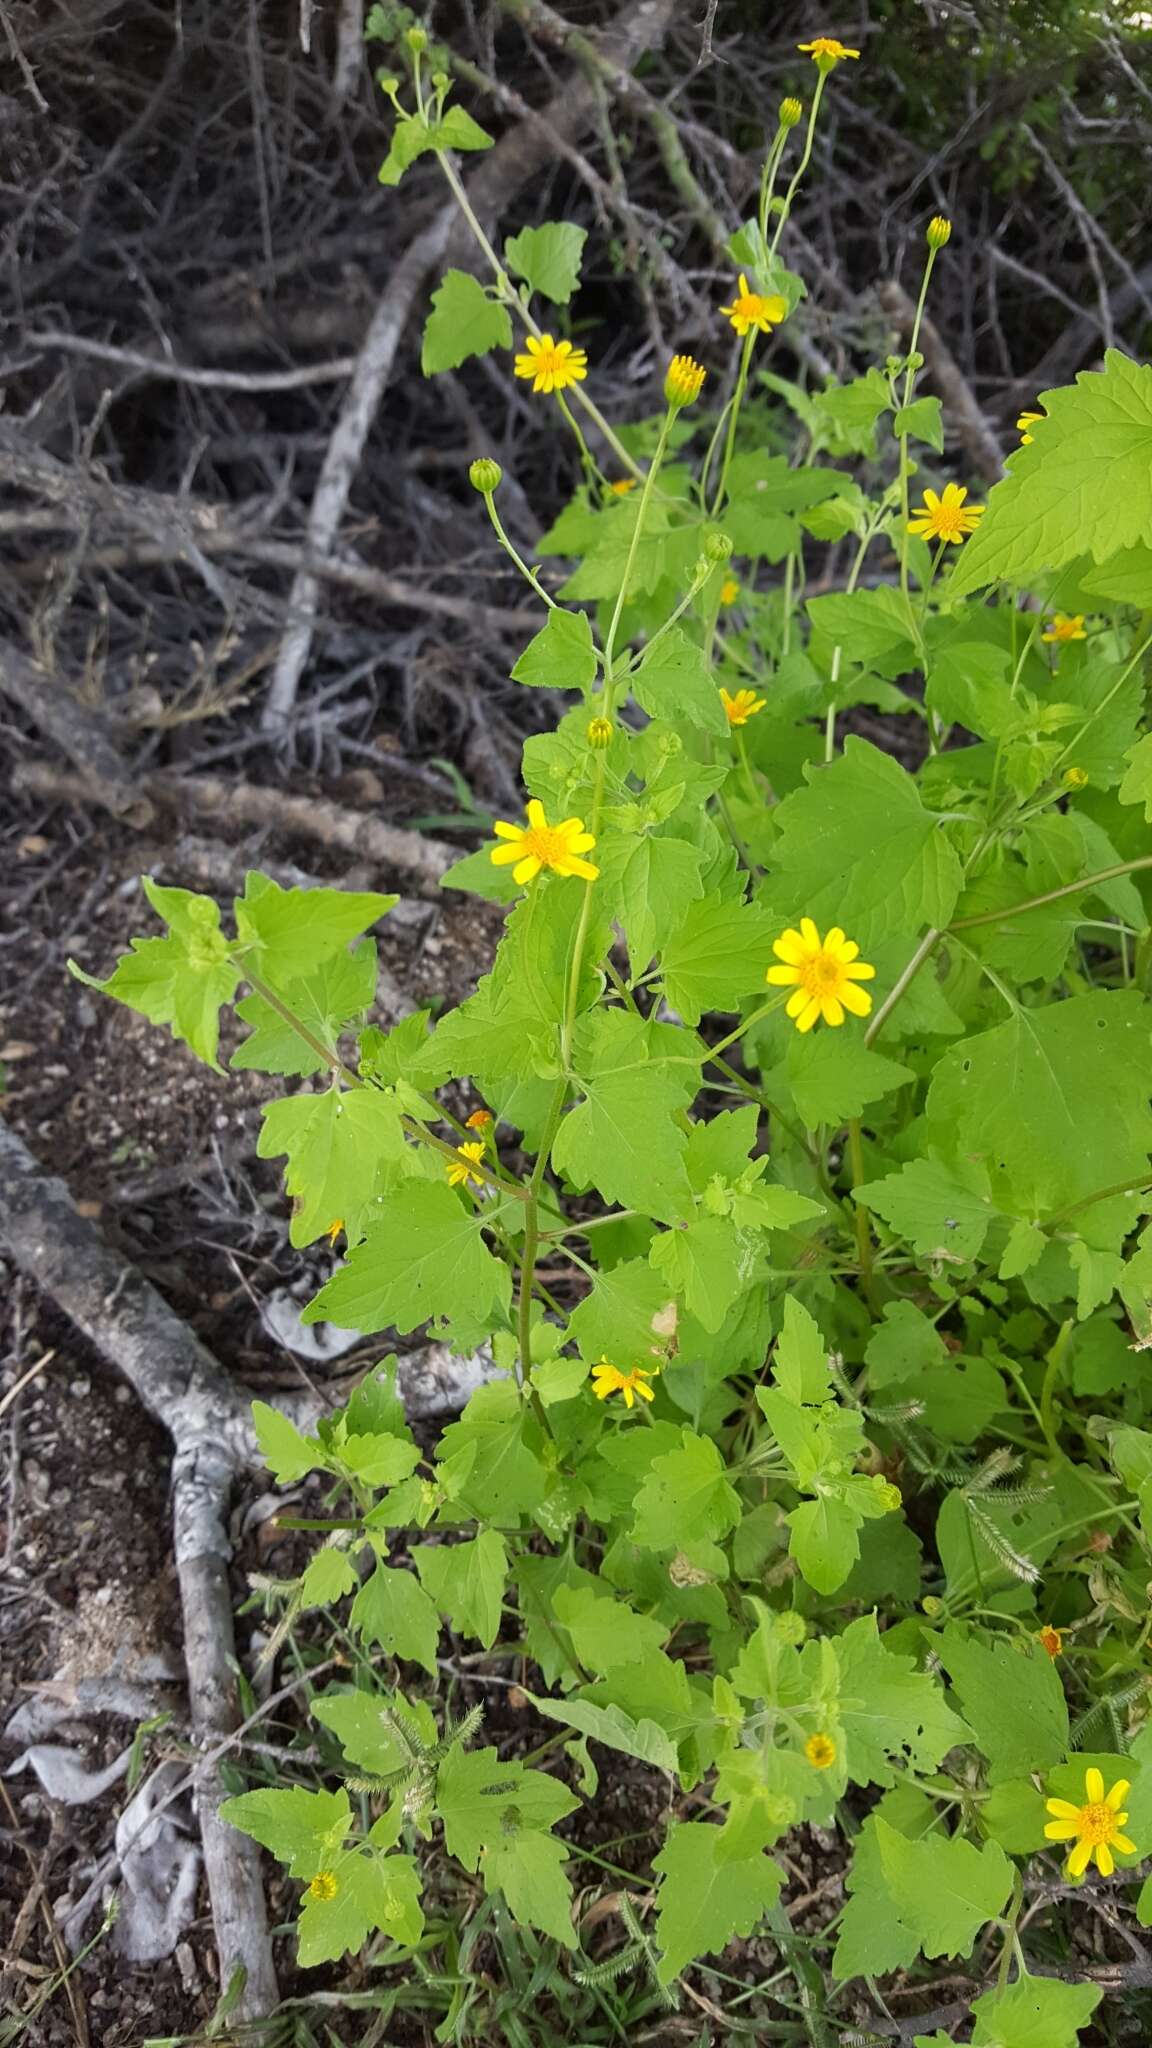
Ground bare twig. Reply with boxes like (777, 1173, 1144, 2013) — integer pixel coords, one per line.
(22, 328, 361, 391)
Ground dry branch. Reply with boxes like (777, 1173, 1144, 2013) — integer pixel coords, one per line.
(0, 638, 152, 821)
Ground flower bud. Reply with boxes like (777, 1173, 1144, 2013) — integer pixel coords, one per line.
(405, 25, 427, 51)
(703, 529, 734, 564)
(469, 456, 502, 494)
(586, 716, 613, 750)
(664, 354, 706, 409)
(431, 70, 449, 89)
(926, 215, 952, 250)
(921, 1594, 944, 1617)
(775, 1610, 807, 1645)
(377, 71, 401, 95)
(1063, 765, 1088, 790)
(779, 96, 803, 128)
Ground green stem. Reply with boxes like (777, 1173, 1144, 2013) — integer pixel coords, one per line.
(706, 991, 789, 1064)
(235, 963, 360, 1085)
(767, 73, 827, 260)
(481, 490, 559, 608)
(863, 926, 942, 1047)
(896, 245, 939, 641)
(602, 412, 672, 694)
(1039, 1320, 1074, 1463)
(1045, 1173, 1152, 1228)
(950, 855, 1152, 930)
(711, 326, 756, 517)
(846, 1117, 876, 1307)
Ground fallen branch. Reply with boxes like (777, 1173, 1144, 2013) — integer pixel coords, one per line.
(11, 761, 460, 891)
(0, 639, 152, 824)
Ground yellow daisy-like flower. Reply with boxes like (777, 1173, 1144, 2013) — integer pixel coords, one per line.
(719, 577, 741, 606)
(665, 354, 707, 408)
(591, 1358, 655, 1409)
(306, 1870, 338, 1902)
(324, 1218, 344, 1246)
(608, 477, 637, 496)
(1045, 1767, 1135, 1879)
(446, 1141, 487, 1190)
(720, 686, 766, 727)
(465, 1108, 493, 1131)
(1042, 613, 1087, 644)
(797, 35, 860, 65)
(720, 275, 788, 339)
(490, 798, 599, 884)
(1037, 1625, 1063, 1659)
(1017, 409, 1044, 444)
(805, 1732, 837, 1770)
(907, 481, 984, 544)
(767, 918, 876, 1033)
(513, 334, 589, 394)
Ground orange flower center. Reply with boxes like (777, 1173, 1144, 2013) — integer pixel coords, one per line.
(932, 503, 968, 540)
(1078, 1800, 1118, 1846)
(523, 825, 567, 866)
(799, 950, 843, 996)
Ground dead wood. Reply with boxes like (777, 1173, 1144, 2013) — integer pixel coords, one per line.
(0, 638, 153, 822)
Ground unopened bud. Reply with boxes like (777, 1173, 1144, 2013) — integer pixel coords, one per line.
(405, 25, 428, 52)
(377, 71, 401, 95)
(431, 70, 449, 89)
(1063, 766, 1088, 790)
(779, 96, 803, 128)
(469, 456, 502, 494)
(586, 716, 613, 750)
(926, 215, 952, 250)
(775, 1610, 807, 1644)
(703, 529, 734, 564)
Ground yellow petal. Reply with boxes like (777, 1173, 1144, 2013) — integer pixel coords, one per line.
(592, 1381, 612, 1401)
(567, 857, 600, 880)
(799, 916, 820, 947)
(1113, 1834, 1136, 1855)
(1085, 1768, 1105, 1805)
(823, 926, 846, 952)
(1045, 1799, 1080, 1820)
(1106, 1779, 1131, 1809)
(1095, 1844, 1114, 1877)
(635, 1378, 656, 1401)
(839, 981, 872, 1018)
(796, 997, 822, 1033)
(513, 854, 542, 884)
(1067, 1839, 1093, 1877)
(490, 842, 523, 866)
(1044, 1820, 1080, 1841)
(786, 988, 809, 1019)
(492, 819, 523, 840)
(773, 930, 806, 964)
(526, 798, 546, 830)
(843, 960, 876, 979)
(923, 489, 941, 513)
(821, 995, 845, 1027)
(621, 1383, 634, 1408)
(567, 832, 597, 853)
(767, 964, 802, 986)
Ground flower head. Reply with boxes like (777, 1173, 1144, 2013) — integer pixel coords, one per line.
(797, 35, 860, 67)
(469, 457, 502, 494)
(907, 481, 984, 544)
(926, 215, 952, 250)
(767, 918, 876, 1032)
(514, 334, 588, 394)
(1063, 766, 1089, 791)
(779, 96, 804, 127)
(720, 275, 788, 339)
(306, 1870, 339, 1902)
(465, 1108, 493, 1131)
(665, 354, 707, 408)
(447, 1141, 487, 1190)
(586, 715, 614, 749)
(1038, 1625, 1063, 1659)
(1043, 613, 1087, 644)
(591, 1358, 656, 1409)
(609, 477, 637, 496)
(719, 577, 741, 607)
(490, 798, 599, 884)
(721, 686, 766, 727)
(1045, 1768, 1135, 1878)
(805, 1733, 837, 1770)
(325, 1218, 344, 1246)
(1017, 409, 1043, 444)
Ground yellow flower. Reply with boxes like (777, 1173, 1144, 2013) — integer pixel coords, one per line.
(1042, 613, 1087, 644)
(719, 577, 741, 606)
(514, 334, 588, 394)
(1017, 409, 1043, 443)
(720, 275, 788, 339)
(490, 798, 599, 884)
(805, 1733, 837, 1769)
(324, 1218, 344, 1246)
(447, 1141, 487, 1190)
(779, 96, 803, 127)
(721, 686, 766, 727)
(767, 918, 876, 1032)
(306, 1870, 338, 1902)
(591, 1358, 656, 1409)
(1037, 1625, 1063, 1659)
(926, 215, 952, 250)
(465, 1108, 493, 1131)
(1063, 766, 1089, 791)
(1045, 1767, 1135, 1879)
(907, 482, 984, 544)
(608, 477, 637, 496)
(586, 715, 614, 748)
(665, 354, 707, 408)
(797, 35, 860, 65)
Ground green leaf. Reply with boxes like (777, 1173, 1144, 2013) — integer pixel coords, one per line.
(1119, 731, 1152, 822)
(252, 1400, 322, 1482)
(631, 627, 728, 734)
(855, 1153, 996, 1264)
(785, 1030, 912, 1129)
(659, 891, 778, 1025)
(220, 1785, 349, 1876)
(552, 1585, 667, 1672)
(303, 1180, 512, 1341)
(836, 1615, 970, 1788)
(768, 738, 963, 948)
(510, 606, 597, 690)
(350, 1563, 441, 1675)
(415, 1531, 507, 1650)
(297, 1845, 422, 1966)
(969, 1974, 1102, 2048)
(435, 1744, 579, 1865)
(421, 269, 513, 374)
(236, 874, 396, 981)
(526, 1691, 679, 1774)
(632, 1428, 742, 1552)
(787, 1496, 862, 1594)
(950, 351, 1152, 595)
(299, 1546, 357, 1609)
(338, 1430, 421, 1488)
(773, 1296, 831, 1405)
(927, 991, 1152, 1220)
(567, 1256, 679, 1372)
(233, 941, 377, 1076)
(436, 1379, 549, 1524)
(553, 1011, 696, 1221)
(938, 1626, 1068, 1781)
(652, 1822, 783, 1983)
(69, 879, 239, 1071)
(864, 1301, 946, 1389)
(615, 835, 706, 975)
(378, 107, 493, 185)
(258, 1086, 408, 1248)
(311, 1688, 427, 1775)
(436, 106, 495, 153)
(648, 1215, 745, 1332)
(893, 394, 944, 450)
(482, 1827, 577, 1947)
(504, 221, 587, 304)
(806, 588, 918, 669)
(833, 1790, 937, 1980)
(874, 1817, 1013, 1959)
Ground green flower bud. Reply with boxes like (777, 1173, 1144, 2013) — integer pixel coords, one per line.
(377, 70, 401, 95)
(586, 716, 613, 750)
(779, 96, 803, 128)
(774, 1610, 807, 1645)
(431, 70, 449, 89)
(405, 25, 428, 51)
(469, 456, 503, 494)
(703, 529, 734, 564)
(926, 214, 952, 250)
(921, 1595, 944, 1618)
